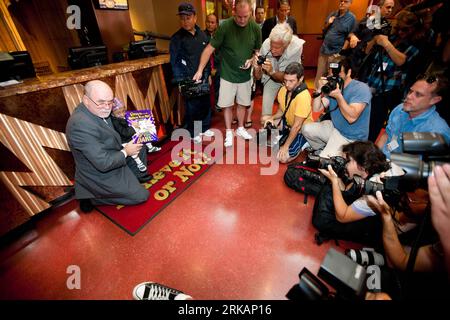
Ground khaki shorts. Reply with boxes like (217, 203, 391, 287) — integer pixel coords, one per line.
(217, 78, 252, 108)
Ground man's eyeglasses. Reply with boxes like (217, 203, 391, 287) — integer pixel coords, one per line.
(85, 95, 114, 107)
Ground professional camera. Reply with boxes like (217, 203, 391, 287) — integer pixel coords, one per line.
(286, 248, 368, 301)
(321, 62, 344, 95)
(306, 153, 348, 180)
(257, 55, 266, 66)
(256, 122, 278, 146)
(178, 79, 210, 99)
(354, 132, 449, 207)
(373, 18, 392, 36)
(366, 16, 392, 36)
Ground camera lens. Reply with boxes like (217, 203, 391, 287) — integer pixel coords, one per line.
(321, 84, 331, 95)
(257, 55, 265, 65)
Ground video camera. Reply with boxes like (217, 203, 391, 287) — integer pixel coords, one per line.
(178, 79, 210, 99)
(320, 62, 344, 95)
(353, 132, 449, 207)
(286, 248, 368, 301)
(366, 16, 392, 36)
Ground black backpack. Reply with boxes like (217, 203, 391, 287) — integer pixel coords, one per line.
(284, 162, 327, 204)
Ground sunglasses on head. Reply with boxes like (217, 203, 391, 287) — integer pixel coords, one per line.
(417, 74, 439, 84)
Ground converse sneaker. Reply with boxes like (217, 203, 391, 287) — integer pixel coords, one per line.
(132, 282, 192, 300)
(224, 130, 233, 147)
(192, 135, 202, 144)
(137, 162, 147, 172)
(147, 144, 161, 153)
(201, 129, 215, 137)
(236, 127, 252, 140)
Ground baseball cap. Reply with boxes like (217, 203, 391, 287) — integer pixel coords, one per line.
(177, 2, 196, 15)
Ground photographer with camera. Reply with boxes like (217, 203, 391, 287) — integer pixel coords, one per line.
(362, 10, 423, 142)
(312, 141, 390, 246)
(363, 164, 450, 299)
(347, 0, 395, 50)
(302, 56, 372, 158)
(376, 74, 450, 160)
(263, 62, 312, 163)
(253, 23, 305, 125)
(342, 0, 395, 73)
(170, 3, 214, 144)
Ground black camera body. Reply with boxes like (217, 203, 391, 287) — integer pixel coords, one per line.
(308, 155, 348, 179)
(321, 76, 344, 94)
(257, 55, 266, 65)
(286, 248, 368, 301)
(178, 79, 210, 99)
(256, 122, 278, 146)
(373, 19, 392, 36)
(321, 62, 344, 95)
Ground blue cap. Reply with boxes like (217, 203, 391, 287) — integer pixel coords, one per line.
(177, 2, 196, 15)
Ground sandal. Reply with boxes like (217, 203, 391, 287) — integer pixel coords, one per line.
(244, 120, 252, 128)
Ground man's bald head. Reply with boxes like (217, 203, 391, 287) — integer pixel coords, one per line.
(83, 80, 114, 118)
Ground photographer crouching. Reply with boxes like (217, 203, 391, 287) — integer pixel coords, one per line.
(312, 141, 390, 246)
(263, 62, 312, 163)
(302, 56, 372, 158)
(363, 164, 450, 300)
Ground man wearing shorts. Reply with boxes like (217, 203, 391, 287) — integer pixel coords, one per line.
(193, 0, 262, 147)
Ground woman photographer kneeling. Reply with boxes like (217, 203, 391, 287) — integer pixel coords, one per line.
(312, 141, 390, 246)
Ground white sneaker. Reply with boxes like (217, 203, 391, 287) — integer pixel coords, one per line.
(224, 130, 233, 147)
(236, 127, 252, 140)
(192, 135, 202, 144)
(201, 129, 215, 137)
(301, 141, 311, 151)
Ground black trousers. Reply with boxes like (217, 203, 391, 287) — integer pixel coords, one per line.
(184, 94, 211, 137)
(312, 184, 383, 247)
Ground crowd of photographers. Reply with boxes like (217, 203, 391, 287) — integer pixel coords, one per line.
(168, 0, 450, 300)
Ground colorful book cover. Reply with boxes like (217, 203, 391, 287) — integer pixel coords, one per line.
(125, 110, 158, 144)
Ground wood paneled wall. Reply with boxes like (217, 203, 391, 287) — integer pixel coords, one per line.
(7, 0, 80, 73)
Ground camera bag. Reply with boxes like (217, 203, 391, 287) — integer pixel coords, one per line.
(284, 162, 326, 204)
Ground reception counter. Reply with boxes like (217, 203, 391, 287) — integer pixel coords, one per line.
(0, 54, 176, 235)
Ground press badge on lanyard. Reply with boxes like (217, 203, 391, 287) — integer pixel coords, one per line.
(386, 134, 400, 152)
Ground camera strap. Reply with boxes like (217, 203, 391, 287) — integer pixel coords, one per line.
(277, 82, 308, 128)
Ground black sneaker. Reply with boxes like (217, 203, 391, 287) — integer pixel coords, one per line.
(132, 282, 192, 300)
(79, 199, 94, 213)
(138, 174, 152, 183)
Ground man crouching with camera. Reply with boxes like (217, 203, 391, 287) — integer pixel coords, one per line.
(312, 141, 390, 246)
(263, 62, 312, 163)
(302, 56, 372, 158)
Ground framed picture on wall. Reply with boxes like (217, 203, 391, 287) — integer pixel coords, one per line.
(97, 0, 128, 10)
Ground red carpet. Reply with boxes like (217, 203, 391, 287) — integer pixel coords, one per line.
(96, 140, 215, 235)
